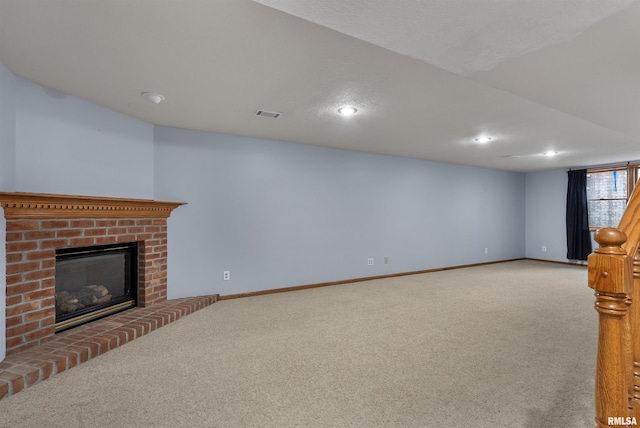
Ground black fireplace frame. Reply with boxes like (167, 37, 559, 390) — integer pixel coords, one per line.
(55, 242, 139, 332)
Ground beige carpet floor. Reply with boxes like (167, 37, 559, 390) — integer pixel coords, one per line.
(0, 260, 596, 427)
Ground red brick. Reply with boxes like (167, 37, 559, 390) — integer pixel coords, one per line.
(39, 297, 56, 309)
(25, 230, 56, 240)
(7, 221, 40, 231)
(25, 326, 55, 342)
(135, 219, 153, 226)
(24, 288, 55, 301)
(6, 295, 22, 307)
(6, 302, 39, 317)
(26, 250, 55, 261)
(8, 365, 40, 387)
(127, 226, 144, 233)
(91, 336, 112, 353)
(121, 326, 138, 340)
(69, 237, 95, 247)
(7, 281, 40, 296)
(6, 253, 23, 263)
(70, 220, 95, 228)
(6, 274, 22, 286)
(50, 354, 68, 373)
(129, 323, 147, 337)
(6, 261, 40, 275)
(56, 228, 83, 238)
(107, 227, 127, 235)
(64, 332, 92, 342)
(98, 334, 119, 350)
(40, 239, 69, 249)
(25, 307, 55, 321)
(0, 372, 24, 395)
(117, 219, 135, 226)
(29, 360, 54, 381)
(6, 315, 22, 328)
(25, 268, 55, 281)
(95, 236, 117, 245)
(40, 316, 55, 327)
(51, 350, 77, 369)
(115, 235, 136, 242)
(96, 220, 117, 227)
(41, 277, 55, 288)
(114, 330, 128, 345)
(6, 231, 23, 241)
(41, 220, 70, 229)
(6, 241, 38, 252)
(83, 228, 107, 236)
(66, 346, 90, 363)
(6, 336, 25, 350)
(41, 258, 56, 269)
(7, 321, 39, 338)
(0, 381, 8, 399)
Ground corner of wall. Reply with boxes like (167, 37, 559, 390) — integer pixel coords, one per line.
(0, 59, 17, 361)
(0, 216, 6, 361)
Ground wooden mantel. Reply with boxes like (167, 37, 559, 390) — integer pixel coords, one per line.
(0, 192, 185, 219)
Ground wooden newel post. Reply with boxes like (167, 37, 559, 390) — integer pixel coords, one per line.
(589, 228, 634, 427)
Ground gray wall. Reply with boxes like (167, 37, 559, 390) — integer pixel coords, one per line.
(0, 61, 16, 359)
(154, 126, 526, 298)
(0, 62, 16, 192)
(14, 77, 155, 198)
(525, 169, 569, 262)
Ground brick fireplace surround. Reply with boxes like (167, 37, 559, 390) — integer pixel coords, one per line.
(0, 192, 218, 400)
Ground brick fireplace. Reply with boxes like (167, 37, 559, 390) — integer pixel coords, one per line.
(1, 192, 185, 355)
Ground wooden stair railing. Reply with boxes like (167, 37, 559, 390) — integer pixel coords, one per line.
(589, 182, 640, 427)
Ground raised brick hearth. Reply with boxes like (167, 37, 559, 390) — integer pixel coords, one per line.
(1, 192, 190, 355)
(0, 193, 218, 400)
(0, 295, 217, 400)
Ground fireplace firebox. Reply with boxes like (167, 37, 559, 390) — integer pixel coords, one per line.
(55, 242, 138, 332)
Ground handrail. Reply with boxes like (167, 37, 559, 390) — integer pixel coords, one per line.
(589, 179, 640, 427)
(618, 180, 640, 256)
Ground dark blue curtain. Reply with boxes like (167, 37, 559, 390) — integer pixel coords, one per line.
(566, 169, 592, 260)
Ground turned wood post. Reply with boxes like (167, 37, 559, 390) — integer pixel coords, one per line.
(589, 228, 634, 427)
(632, 248, 640, 411)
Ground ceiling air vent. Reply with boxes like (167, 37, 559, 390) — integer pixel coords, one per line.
(255, 110, 282, 119)
(501, 155, 521, 160)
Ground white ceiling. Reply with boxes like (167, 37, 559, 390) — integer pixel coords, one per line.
(0, 0, 639, 172)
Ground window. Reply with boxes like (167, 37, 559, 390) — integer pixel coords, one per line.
(586, 165, 639, 229)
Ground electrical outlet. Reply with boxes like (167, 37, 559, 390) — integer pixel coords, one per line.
(368, 258, 374, 266)
(542, 246, 547, 252)
(223, 271, 230, 281)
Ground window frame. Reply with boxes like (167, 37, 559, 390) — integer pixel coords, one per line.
(587, 165, 640, 231)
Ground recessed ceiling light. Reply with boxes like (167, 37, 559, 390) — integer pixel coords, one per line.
(474, 136, 492, 143)
(544, 151, 559, 157)
(141, 92, 165, 104)
(338, 106, 357, 116)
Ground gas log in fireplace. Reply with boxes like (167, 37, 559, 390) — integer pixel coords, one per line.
(55, 242, 138, 332)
